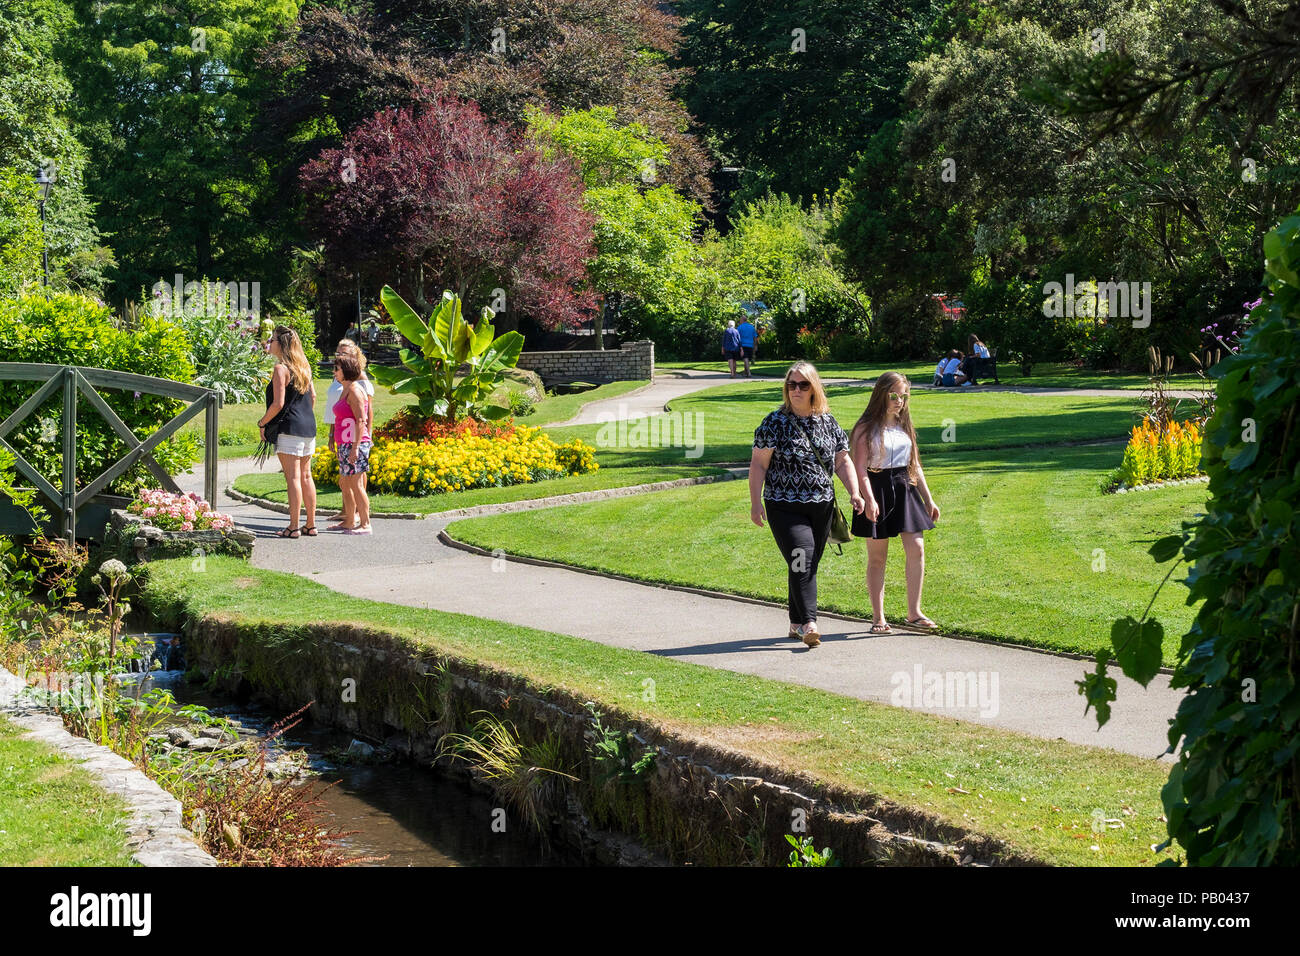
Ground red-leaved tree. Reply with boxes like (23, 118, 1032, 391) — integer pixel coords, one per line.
(300, 95, 596, 328)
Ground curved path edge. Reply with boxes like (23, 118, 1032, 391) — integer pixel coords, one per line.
(0, 666, 217, 867)
(434, 530, 1175, 677)
(226, 468, 745, 521)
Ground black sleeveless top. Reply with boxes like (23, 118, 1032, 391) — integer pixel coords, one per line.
(266, 370, 316, 438)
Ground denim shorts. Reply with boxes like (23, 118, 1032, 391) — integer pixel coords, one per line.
(337, 440, 372, 476)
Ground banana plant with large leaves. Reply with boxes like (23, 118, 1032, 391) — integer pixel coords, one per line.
(369, 285, 525, 422)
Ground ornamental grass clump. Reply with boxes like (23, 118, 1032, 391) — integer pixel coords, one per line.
(311, 425, 597, 496)
(1116, 417, 1204, 488)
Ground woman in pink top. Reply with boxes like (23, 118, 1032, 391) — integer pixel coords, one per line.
(332, 351, 372, 534)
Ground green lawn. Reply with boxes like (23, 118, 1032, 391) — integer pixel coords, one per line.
(661, 359, 1204, 390)
(184, 377, 650, 459)
(446, 442, 1204, 663)
(141, 557, 1178, 867)
(538, 384, 1155, 467)
(0, 716, 136, 866)
(233, 464, 726, 514)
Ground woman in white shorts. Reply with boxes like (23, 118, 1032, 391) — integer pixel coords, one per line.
(257, 326, 318, 537)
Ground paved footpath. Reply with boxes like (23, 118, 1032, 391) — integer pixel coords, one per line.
(176, 369, 1185, 761)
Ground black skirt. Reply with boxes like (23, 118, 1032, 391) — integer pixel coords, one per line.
(851, 466, 935, 538)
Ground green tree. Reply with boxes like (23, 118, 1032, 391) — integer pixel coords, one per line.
(0, 0, 114, 292)
(527, 106, 704, 349)
(674, 0, 950, 203)
(0, 168, 43, 294)
(66, 0, 300, 304)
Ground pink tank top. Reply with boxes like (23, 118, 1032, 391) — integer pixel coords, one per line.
(332, 391, 370, 445)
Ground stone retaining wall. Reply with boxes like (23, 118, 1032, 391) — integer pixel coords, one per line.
(0, 667, 216, 867)
(155, 611, 1022, 867)
(516, 340, 654, 383)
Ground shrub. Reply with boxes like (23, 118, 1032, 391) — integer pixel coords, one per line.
(869, 294, 945, 360)
(1079, 210, 1300, 864)
(375, 410, 516, 444)
(1115, 418, 1203, 487)
(270, 307, 323, 370)
(0, 293, 199, 499)
(311, 426, 597, 496)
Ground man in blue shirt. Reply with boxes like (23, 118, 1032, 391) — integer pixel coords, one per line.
(737, 316, 758, 377)
(721, 320, 742, 377)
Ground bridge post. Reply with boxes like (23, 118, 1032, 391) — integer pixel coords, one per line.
(205, 391, 219, 506)
(61, 367, 76, 544)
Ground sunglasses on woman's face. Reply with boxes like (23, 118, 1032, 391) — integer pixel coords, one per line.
(889, 392, 908, 403)
(787, 379, 812, 392)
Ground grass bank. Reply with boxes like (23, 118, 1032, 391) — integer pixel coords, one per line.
(233, 464, 727, 514)
(537, 384, 1156, 467)
(660, 360, 1205, 390)
(446, 442, 1204, 663)
(0, 715, 136, 866)
(140, 557, 1177, 866)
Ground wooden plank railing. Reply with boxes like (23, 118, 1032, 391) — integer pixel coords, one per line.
(0, 363, 221, 543)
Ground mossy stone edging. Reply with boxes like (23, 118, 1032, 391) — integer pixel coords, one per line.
(0, 666, 216, 867)
(151, 606, 1036, 866)
(104, 508, 255, 563)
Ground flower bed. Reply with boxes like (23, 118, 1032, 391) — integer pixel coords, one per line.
(311, 424, 598, 496)
(1106, 417, 1204, 492)
(128, 490, 235, 532)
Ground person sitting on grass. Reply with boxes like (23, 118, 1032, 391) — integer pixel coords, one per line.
(940, 350, 967, 387)
(323, 339, 374, 527)
(331, 350, 372, 535)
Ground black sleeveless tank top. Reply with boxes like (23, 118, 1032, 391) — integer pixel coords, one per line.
(266, 369, 316, 438)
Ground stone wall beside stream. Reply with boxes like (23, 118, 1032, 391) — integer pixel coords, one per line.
(162, 613, 1021, 867)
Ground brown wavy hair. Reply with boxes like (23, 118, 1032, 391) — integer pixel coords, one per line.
(850, 371, 920, 483)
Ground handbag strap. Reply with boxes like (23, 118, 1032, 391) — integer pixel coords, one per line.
(793, 415, 836, 477)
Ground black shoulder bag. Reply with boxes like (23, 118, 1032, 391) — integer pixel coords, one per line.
(253, 400, 287, 469)
(794, 416, 852, 552)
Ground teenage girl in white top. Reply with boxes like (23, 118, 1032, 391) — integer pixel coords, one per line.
(848, 372, 941, 633)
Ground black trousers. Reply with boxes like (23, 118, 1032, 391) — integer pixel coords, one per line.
(764, 498, 834, 625)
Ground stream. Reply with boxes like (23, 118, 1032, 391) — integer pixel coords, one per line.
(131, 636, 579, 867)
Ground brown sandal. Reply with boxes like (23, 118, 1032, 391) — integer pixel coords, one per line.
(276, 527, 301, 539)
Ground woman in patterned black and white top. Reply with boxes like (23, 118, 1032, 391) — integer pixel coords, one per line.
(750, 362, 866, 647)
(849, 371, 941, 634)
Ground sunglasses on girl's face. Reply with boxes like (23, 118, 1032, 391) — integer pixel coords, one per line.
(889, 392, 908, 403)
(787, 379, 812, 392)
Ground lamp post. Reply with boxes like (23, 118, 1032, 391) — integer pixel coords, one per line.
(33, 168, 53, 287)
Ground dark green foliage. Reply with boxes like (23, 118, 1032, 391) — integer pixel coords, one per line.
(1080, 210, 1300, 864)
(0, 293, 200, 498)
(584, 703, 657, 787)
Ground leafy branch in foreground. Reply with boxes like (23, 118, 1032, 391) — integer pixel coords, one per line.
(1077, 210, 1300, 865)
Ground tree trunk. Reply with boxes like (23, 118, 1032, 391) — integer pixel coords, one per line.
(594, 298, 606, 351)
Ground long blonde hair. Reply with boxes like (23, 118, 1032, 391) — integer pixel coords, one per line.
(780, 361, 830, 415)
(850, 371, 921, 483)
(273, 326, 312, 393)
